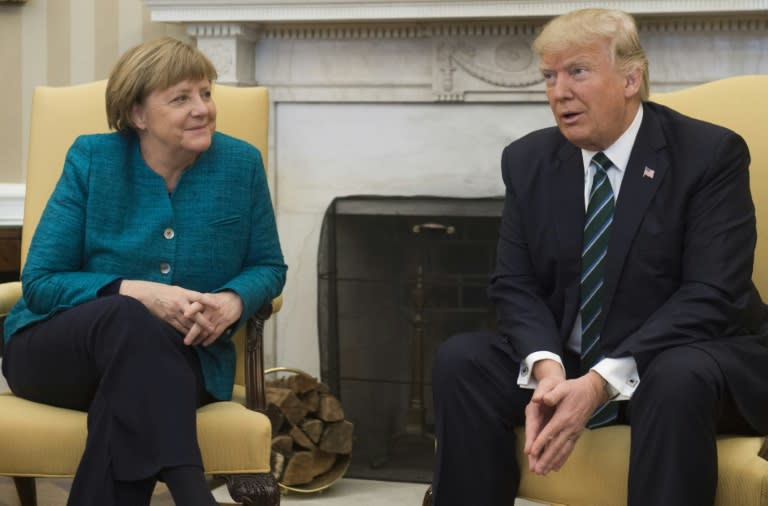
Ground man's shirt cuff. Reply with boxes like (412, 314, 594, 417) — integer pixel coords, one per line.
(591, 356, 640, 401)
(517, 351, 565, 389)
(517, 352, 640, 401)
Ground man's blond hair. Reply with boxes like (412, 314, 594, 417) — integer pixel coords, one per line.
(533, 8, 649, 100)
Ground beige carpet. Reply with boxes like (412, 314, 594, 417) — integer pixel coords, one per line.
(0, 477, 177, 506)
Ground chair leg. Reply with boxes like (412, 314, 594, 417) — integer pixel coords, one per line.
(13, 477, 37, 506)
(423, 485, 432, 506)
(221, 473, 280, 506)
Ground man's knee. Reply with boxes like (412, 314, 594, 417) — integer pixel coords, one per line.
(433, 331, 495, 385)
(633, 345, 724, 411)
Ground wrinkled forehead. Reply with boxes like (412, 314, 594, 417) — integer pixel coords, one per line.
(538, 40, 613, 70)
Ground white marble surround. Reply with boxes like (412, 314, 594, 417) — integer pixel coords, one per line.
(142, 0, 768, 376)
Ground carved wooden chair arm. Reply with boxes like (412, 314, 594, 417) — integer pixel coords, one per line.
(243, 302, 275, 412)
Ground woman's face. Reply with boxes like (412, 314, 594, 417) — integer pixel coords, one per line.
(131, 79, 217, 161)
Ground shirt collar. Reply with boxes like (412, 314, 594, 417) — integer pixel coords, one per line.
(581, 105, 644, 175)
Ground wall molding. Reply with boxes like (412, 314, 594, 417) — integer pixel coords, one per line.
(0, 184, 25, 227)
(145, 0, 768, 23)
(257, 17, 768, 40)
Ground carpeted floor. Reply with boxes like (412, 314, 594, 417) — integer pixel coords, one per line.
(0, 477, 434, 506)
(0, 477, 179, 506)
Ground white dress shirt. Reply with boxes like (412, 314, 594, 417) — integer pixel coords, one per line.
(517, 106, 644, 400)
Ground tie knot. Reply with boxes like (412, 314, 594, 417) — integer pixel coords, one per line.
(592, 152, 612, 173)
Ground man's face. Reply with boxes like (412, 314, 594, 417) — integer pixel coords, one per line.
(540, 40, 640, 151)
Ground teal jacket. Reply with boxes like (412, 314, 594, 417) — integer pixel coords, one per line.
(4, 130, 287, 400)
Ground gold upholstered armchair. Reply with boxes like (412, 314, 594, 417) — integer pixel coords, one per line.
(0, 81, 283, 505)
(424, 76, 768, 506)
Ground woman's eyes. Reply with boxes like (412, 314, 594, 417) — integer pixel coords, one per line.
(171, 91, 211, 104)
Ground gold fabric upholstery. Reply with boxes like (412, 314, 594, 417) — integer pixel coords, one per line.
(0, 392, 272, 477)
(0, 81, 277, 483)
(515, 427, 768, 506)
(514, 75, 768, 506)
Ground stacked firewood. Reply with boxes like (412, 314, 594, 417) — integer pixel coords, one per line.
(266, 372, 354, 486)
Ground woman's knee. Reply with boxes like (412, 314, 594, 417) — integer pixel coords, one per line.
(89, 295, 182, 354)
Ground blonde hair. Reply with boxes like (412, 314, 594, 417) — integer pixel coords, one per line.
(533, 8, 649, 100)
(106, 37, 218, 132)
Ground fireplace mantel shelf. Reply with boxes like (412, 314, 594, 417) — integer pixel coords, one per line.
(145, 0, 768, 23)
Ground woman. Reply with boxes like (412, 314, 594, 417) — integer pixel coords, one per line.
(1, 37, 286, 505)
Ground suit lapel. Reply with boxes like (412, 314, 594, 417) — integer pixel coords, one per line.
(602, 104, 669, 317)
(552, 142, 585, 334)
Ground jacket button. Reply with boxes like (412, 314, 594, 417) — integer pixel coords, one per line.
(163, 228, 175, 240)
(160, 263, 171, 274)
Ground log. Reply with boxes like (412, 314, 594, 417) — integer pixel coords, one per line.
(301, 418, 324, 444)
(290, 425, 317, 450)
(310, 450, 337, 477)
(319, 420, 354, 454)
(268, 374, 319, 395)
(317, 394, 345, 422)
(282, 451, 315, 486)
(300, 390, 321, 413)
(265, 403, 285, 433)
(271, 435, 293, 455)
(286, 373, 319, 394)
(267, 373, 354, 488)
(266, 386, 308, 426)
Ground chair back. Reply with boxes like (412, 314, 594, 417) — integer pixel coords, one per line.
(650, 75, 768, 295)
(23, 80, 269, 266)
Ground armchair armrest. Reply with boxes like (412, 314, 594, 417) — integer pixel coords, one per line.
(0, 281, 20, 356)
(243, 295, 282, 412)
(760, 437, 768, 461)
(0, 281, 21, 317)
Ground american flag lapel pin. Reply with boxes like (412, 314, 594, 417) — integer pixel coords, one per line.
(642, 166, 655, 179)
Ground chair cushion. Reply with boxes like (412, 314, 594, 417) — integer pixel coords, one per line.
(0, 392, 86, 477)
(0, 391, 272, 477)
(515, 426, 768, 506)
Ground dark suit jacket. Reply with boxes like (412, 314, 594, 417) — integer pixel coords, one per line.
(489, 101, 768, 434)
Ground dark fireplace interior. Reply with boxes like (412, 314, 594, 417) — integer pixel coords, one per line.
(317, 195, 503, 483)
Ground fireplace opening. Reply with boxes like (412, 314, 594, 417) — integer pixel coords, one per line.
(317, 195, 503, 483)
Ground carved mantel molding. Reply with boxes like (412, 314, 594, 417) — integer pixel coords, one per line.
(186, 23, 261, 85)
(144, 1, 768, 100)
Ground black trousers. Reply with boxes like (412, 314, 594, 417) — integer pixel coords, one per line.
(2, 295, 213, 506)
(430, 331, 757, 506)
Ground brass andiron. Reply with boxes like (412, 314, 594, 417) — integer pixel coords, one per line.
(372, 222, 454, 468)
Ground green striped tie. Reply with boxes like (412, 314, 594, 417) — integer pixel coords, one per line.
(580, 152, 618, 428)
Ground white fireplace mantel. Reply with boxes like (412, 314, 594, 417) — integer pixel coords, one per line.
(145, 1, 768, 99)
(143, 0, 768, 376)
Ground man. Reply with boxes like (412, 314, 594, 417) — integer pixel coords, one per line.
(430, 8, 768, 506)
